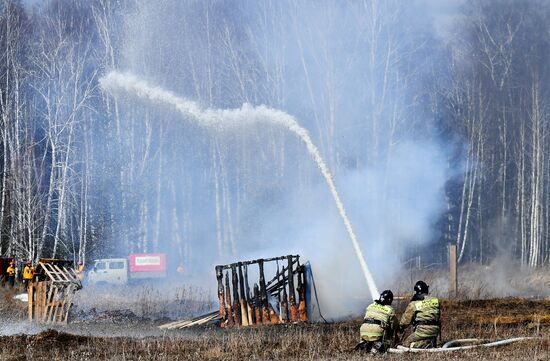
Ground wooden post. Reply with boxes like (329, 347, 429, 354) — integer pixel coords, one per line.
(224, 273, 234, 327)
(449, 244, 458, 298)
(287, 256, 298, 322)
(215, 266, 226, 324)
(238, 264, 249, 326)
(38, 282, 46, 320)
(28, 283, 34, 321)
(35, 282, 42, 320)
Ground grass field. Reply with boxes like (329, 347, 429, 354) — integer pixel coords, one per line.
(1, 265, 549, 360)
(0, 292, 548, 360)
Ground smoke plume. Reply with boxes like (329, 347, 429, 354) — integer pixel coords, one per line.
(101, 0, 451, 319)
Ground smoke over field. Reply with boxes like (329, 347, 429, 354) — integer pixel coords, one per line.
(101, 71, 446, 315)
(95, 0, 452, 318)
(1, 0, 550, 326)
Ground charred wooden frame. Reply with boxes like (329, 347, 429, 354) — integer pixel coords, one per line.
(215, 255, 307, 327)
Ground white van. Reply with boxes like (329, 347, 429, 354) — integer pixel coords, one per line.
(87, 253, 167, 285)
(88, 258, 129, 285)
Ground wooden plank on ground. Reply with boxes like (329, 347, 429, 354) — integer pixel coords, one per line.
(159, 312, 219, 330)
(159, 315, 205, 329)
(177, 314, 219, 329)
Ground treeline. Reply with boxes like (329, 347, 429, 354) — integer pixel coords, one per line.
(442, 1, 550, 267)
(0, 0, 548, 269)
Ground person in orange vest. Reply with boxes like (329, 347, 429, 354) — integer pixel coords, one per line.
(22, 261, 34, 288)
(6, 261, 16, 288)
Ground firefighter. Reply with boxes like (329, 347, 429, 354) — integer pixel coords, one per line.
(22, 261, 34, 289)
(399, 280, 441, 348)
(356, 290, 398, 354)
(6, 261, 16, 288)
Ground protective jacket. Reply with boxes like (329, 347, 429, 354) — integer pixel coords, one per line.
(399, 294, 440, 339)
(23, 266, 34, 280)
(360, 301, 398, 342)
(6, 266, 15, 277)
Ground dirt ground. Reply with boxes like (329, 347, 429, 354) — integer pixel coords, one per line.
(0, 286, 548, 361)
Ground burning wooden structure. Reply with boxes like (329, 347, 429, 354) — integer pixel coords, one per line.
(27, 259, 82, 324)
(216, 255, 308, 327)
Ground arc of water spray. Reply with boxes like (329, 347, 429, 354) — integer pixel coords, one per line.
(100, 71, 380, 300)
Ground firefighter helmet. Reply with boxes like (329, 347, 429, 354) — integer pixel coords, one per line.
(378, 289, 394, 305)
(414, 280, 429, 294)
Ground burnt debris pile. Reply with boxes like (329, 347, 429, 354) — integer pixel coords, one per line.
(159, 254, 309, 330)
(216, 255, 308, 327)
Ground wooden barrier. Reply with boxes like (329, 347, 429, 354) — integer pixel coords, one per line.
(27, 259, 82, 325)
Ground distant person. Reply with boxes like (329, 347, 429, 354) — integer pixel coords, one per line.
(76, 261, 85, 281)
(399, 280, 441, 348)
(23, 261, 34, 289)
(356, 290, 398, 354)
(6, 261, 16, 288)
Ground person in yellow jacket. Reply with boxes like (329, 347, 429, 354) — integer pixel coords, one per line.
(356, 290, 398, 354)
(399, 280, 441, 348)
(22, 261, 34, 288)
(6, 261, 16, 288)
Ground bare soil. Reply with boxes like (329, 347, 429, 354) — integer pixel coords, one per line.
(0, 288, 548, 361)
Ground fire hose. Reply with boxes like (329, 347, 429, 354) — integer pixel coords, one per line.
(387, 336, 541, 353)
(304, 261, 329, 324)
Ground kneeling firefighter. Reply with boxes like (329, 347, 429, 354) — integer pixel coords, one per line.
(399, 280, 441, 348)
(356, 290, 398, 354)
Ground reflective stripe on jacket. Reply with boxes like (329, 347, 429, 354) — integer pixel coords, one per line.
(400, 295, 440, 338)
(413, 297, 440, 323)
(360, 302, 396, 340)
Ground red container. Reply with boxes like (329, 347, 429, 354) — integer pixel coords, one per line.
(129, 253, 166, 273)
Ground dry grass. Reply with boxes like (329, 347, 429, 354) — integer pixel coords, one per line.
(0, 298, 548, 360)
(72, 283, 214, 320)
(0, 288, 28, 320)
(395, 263, 550, 300)
(1, 271, 549, 360)
(0, 321, 547, 361)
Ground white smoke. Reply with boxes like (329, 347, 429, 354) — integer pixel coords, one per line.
(100, 71, 380, 301)
(104, 0, 453, 320)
